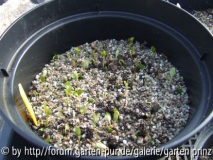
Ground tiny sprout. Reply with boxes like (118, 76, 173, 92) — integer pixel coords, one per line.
(135, 61, 145, 70)
(93, 112, 100, 126)
(33, 90, 39, 96)
(165, 72, 169, 81)
(53, 54, 59, 60)
(88, 98, 95, 104)
(38, 127, 45, 132)
(72, 71, 79, 81)
(64, 82, 73, 97)
(119, 59, 126, 68)
(151, 46, 156, 53)
(113, 108, 119, 123)
(74, 126, 81, 138)
(95, 142, 108, 149)
(41, 69, 47, 83)
(83, 60, 89, 69)
(107, 126, 113, 133)
(128, 37, 134, 45)
(115, 49, 120, 59)
(170, 67, 176, 80)
(45, 135, 50, 143)
(80, 105, 87, 114)
(64, 123, 70, 135)
(73, 89, 83, 97)
(101, 51, 107, 68)
(105, 112, 111, 125)
(64, 81, 71, 89)
(135, 130, 140, 136)
(44, 101, 51, 117)
(177, 85, 183, 94)
(40, 76, 46, 83)
(44, 101, 50, 127)
(124, 81, 128, 89)
(75, 47, 79, 57)
(74, 126, 81, 147)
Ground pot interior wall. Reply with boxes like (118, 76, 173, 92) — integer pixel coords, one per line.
(12, 15, 206, 146)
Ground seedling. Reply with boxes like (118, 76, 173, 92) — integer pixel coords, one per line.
(105, 112, 111, 125)
(45, 135, 50, 143)
(95, 142, 108, 149)
(127, 37, 134, 46)
(115, 49, 120, 59)
(38, 127, 45, 132)
(74, 126, 81, 147)
(32, 90, 39, 96)
(135, 61, 145, 70)
(75, 47, 79, 57)
(83, 60, 89, 69)
(165, 72, 169, 81)
(53, 54, 59, 60)
(80, 105, 87, 115)
(64, 81, 73, 106)
(80, 98, 95, 115)
(40, 69, 47, 83)
(151, 46, 156, 53)
(44, 101, 51, 126)
(63, 123, 70, 135)
(123, 81, 129, 97)
(119, 59, 126, 68)
(101, 50, 107, 68)
(177, 85, 183, 94)
(106, 126, 112, 133)
(170, 67, 176, 81)
(72, 71, 79, 86)
(113, 108, 119, 127)
(93, 112, 100, 138)
(73, 88, 83, 108)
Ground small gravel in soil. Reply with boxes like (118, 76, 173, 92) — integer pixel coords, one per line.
(28, 39, 190, 153)
(192, 8, 213, 34)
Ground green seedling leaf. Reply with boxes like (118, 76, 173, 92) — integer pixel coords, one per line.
(107, 126, 112, 133)
(80, 105, 87, 114)
(38, 127, 45, 132)
(135, 62, 145, 70)
(83, 60, 89, 69)
(165, 72, 169, 80)
(95, 142, 108, 149)
(113, 108, 119, 122)
(105, 112, 111, 124)
(53, 54, 59, 60)
(146, 102, 152, 106)
(75, 47, 79, 57)
(124, 81, 128, 89)
(151, 46, 156, 53)
(74, 126, 81, 139)
(90, 58, 96, 65)
(88, 98, 95, 104)
(44, 101, 51, 117)
(128, 37, 134, 45)
(170, 67, 176, 79)
(45, 135, 50, 143)
(72, 71, 79, 81)
(40, 75, 46, 83)
(33, 90, 39, 96)
(135, 130, 140, 136)
(64, 81, 71, 89)
(177, 85, 183, 94)
(115, 49, 120, 58)
(65, 86, 73, 97)
(101, 51, 106, 57)
(73, 89, 83, 96)
(119, 59, 126, 68)
(93, 112, 100, 125)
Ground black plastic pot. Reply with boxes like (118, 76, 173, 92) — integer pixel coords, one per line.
(169, 0, 213, 10)
(0, 0, 213, 159)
